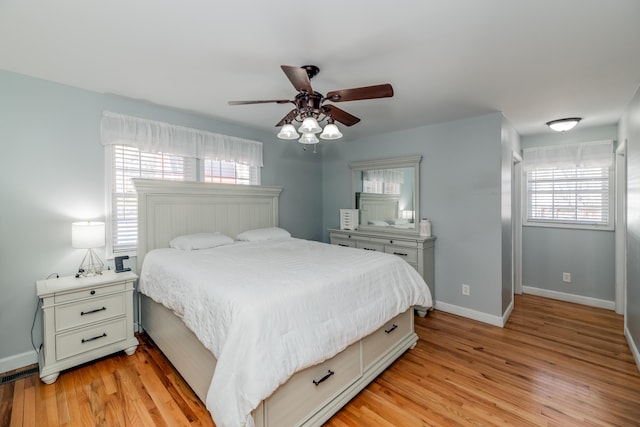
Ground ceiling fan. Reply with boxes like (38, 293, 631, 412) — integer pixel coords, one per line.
(228, 65, 394, 147)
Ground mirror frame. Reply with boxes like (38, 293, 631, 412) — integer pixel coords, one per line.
(350, 155, 422, 234)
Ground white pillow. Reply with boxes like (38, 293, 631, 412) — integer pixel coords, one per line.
(236, 227, 291, 242)
(368, 220, 389, 226)
(169, 232, 234, 251)
(387, 218, 409, 225)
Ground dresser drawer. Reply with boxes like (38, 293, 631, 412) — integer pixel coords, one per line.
(55, 293, 125, 332)
(331, 237, 356, 248)
(362, 310, 412, 370)
(55, 317, 127, 361)
(54, 282, 126, 304)
(266, 342, 361, 427)
(385, 245, 418, 264)
(356, 241, 384, 252)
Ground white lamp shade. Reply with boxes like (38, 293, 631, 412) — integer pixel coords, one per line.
(277, 123, 300, 139)
(72, 221, 105, 249)
(298, 133, 320, 145)
(299, 117, 322, 134)
(320, 123, 343, 140)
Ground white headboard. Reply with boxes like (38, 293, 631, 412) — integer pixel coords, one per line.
(134, 179, 283, 270)
(358, 193, 401, 225)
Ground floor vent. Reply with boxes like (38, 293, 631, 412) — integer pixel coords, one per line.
(0, 366, 39, 384)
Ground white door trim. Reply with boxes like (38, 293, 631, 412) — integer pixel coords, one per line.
(615, 140, 627, 315)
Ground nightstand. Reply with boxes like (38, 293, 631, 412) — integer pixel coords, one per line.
(36, 270, 139, 384)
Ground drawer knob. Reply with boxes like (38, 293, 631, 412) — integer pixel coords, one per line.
(90, 290, 96, 295)
(81, 333, 107, 344)
(385, 324, 398, 334)
(312, 369, 335, 386)
(81, 307, 107, 316)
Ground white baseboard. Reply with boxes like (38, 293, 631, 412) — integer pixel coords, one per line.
(0, 350, 38, 375)
(435, 300, 511, 327)
(523, 286, 615, 310)
(625, 326, 640, 374)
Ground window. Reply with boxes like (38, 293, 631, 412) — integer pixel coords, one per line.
(109, 145, 197, 254)
(362, 169, 403, 195)
(204, 159, 255, 185)
(101, 112, 263, 257)
(523, 141, 613, 230)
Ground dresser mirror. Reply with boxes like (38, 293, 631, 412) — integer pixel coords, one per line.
(350, 155, 421, 233)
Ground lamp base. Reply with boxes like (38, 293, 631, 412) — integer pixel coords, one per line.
(77, 248, 105, 277)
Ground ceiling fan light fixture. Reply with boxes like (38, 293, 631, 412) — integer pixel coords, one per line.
(546, 117, 582, 132)
(277, 123, 299, 139)
(298, 133, 319, 145)
(320, 123, 343, 140)
(299, 117, 322, 134)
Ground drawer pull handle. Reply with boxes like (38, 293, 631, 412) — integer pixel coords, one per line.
(312, 369, 335, 386)
(363, 248, 376, 251)
(393, 252, 408, 256)
(385, 324, 398, 334)
(81, 333, 107, 344)
(338, 244, 349, 247)
(81, 307, 106, 316)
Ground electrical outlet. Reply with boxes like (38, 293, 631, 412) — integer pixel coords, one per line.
(462, 284, 470, 296)
(562, 272, 571, 283)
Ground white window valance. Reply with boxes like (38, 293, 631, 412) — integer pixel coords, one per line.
(100, 111, 263, 167)
(522, 140, 613, 171)
(362, 169, 405, 184)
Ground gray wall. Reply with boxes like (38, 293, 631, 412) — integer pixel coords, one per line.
(322, 112, 506, 317)
(0, 70, 322, 367)
(520, 125, 617, 301)
(619, 85, 640, 356)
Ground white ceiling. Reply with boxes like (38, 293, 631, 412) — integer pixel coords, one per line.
(1, 0, 639, 140)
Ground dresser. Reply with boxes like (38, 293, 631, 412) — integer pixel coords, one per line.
(329, 228, 435, 314)
(36, 270, 139, 384)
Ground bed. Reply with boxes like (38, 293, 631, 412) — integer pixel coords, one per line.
(134, 179, 432, 427)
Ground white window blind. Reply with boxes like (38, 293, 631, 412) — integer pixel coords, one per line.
(204, 159, 255, 185)
(362, 169, 403, 194)
(526, 167, 611, 225)
(523, 140, 614, 230)
(110, 145, 196, 254)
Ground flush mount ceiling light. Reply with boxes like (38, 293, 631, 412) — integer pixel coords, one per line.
(228, 65, 394, 151)
(546, 117, 582, 132)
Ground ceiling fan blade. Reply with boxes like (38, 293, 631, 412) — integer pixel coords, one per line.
(281, 65, 314, 94)
(228, 99, 291, 105)
(326, 84, 393, 102)
(275, 109, 299, 127)
(323, 105, 361, 126)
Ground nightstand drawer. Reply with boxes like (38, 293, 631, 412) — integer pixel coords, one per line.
(385, 245, 418, 263)
(55, 293, 125, 332)
(56, 317, 127, 360)
(54, 282, 125, 304)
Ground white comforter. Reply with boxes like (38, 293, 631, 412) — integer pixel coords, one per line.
(139, 238, 432, 427)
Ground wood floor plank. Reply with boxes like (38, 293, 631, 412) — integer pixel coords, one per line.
(1, 294, 640, 426)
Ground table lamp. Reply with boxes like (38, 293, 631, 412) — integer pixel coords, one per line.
(72, 221, 105, 276)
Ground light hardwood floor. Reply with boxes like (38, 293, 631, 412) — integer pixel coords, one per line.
(2, 294, 640, 426)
